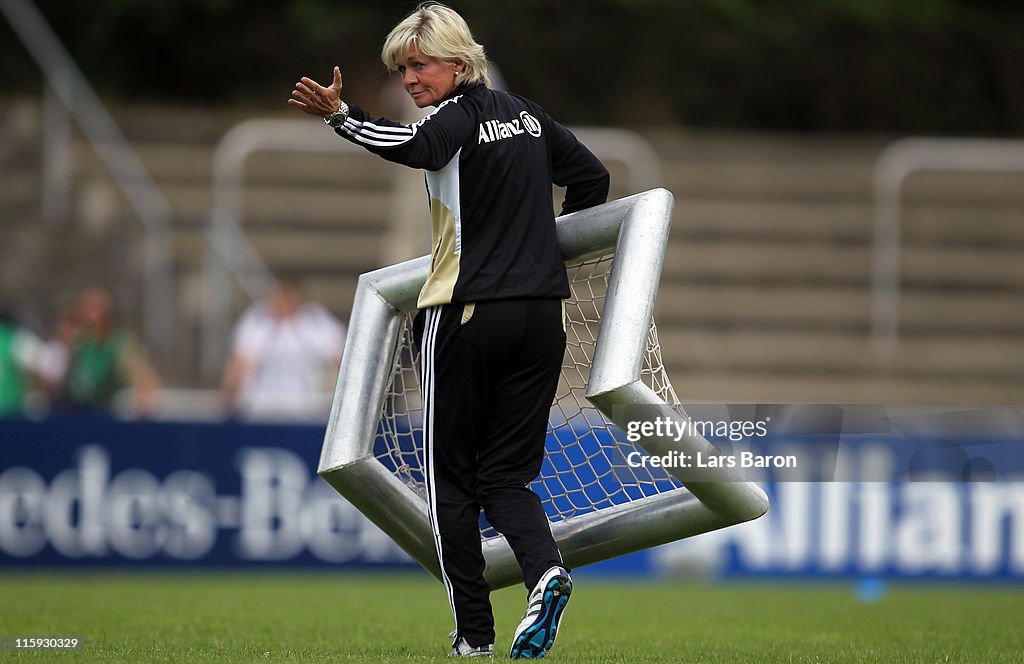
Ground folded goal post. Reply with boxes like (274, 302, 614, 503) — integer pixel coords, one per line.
(318, 189, 768, 588)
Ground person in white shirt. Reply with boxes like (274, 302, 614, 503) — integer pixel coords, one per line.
(221, 281, 346, 422)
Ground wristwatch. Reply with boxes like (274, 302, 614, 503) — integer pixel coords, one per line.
(324, 102, 350, 128)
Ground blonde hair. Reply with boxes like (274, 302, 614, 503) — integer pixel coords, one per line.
(381, 2, 491, 88)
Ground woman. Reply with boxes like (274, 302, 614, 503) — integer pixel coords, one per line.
(289, 3, 609, 658)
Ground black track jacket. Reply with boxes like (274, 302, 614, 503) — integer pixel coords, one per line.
(334, 82, 610, 309)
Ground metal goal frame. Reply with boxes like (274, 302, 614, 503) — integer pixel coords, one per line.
(318, 189, 768, 588)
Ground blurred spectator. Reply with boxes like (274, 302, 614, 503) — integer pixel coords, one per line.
(0, 307, 56, 417)
(57, 287, 161, 416)
(221, 281, 346, 422)
(38, 304, 79, 400)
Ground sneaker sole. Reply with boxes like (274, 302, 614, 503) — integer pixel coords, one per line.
(510, 575, 572, 659)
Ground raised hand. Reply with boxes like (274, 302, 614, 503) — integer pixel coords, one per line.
(288, 66, 343, 118)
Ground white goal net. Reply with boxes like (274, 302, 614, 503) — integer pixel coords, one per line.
(373, 253, 687, 540)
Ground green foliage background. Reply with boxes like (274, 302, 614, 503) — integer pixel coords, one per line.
(2, 0, 1022, 133)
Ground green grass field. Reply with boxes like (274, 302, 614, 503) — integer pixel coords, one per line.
(2, 572, 1022, 662)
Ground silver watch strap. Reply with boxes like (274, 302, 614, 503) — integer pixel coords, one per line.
(324, 101, 350, 128)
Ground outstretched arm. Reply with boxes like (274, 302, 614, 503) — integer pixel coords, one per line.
(287, 67, 473, 171)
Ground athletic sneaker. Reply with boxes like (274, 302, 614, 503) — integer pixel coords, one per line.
(509, 565, 573, 659)
(448, 631, 494, 657)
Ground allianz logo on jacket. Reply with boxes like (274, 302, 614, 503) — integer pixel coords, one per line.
(477, 110, 543, 144)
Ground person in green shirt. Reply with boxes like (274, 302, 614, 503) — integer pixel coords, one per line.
(59, 288, 160, 416)
(0, 308, 52, 417)
(0, 312, 28, 416)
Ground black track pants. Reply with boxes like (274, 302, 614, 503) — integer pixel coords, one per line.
(417, 298, 566, 648)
